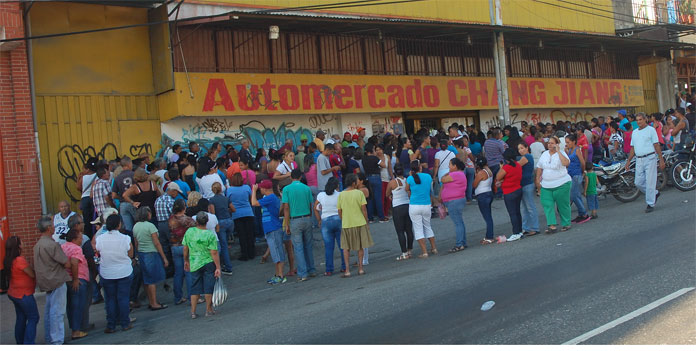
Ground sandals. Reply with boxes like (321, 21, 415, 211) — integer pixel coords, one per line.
(431, 249, 439, 255)
(396, 253, 410, 261)
(448, 246, 467, 253)
(148, 303, 168, 311)
(524, 231, 538, 236)
(358, 270, 366, 275)
(191, 313, 198, 319)
(341, 272, 352, 278)
(418, 253, 429, 259)
(72, 331, 88, 340)
(561, 226, 571, 232)
(205, 310, 217, 317)
(175, 298, 187, 305)
(480, 238, 495, 245)
(545, 227, 557, 234)
(286, 269, 297, 277)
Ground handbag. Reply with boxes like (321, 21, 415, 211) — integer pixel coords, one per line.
(212, 277, 228, 308)
(437, 203, 447, 219)
(277, 163, 294, 191)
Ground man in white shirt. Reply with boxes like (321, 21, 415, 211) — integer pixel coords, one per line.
(625, 112, 665, 213)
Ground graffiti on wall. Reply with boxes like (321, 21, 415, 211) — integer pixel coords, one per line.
(483, 109, 604, 130)
(57, 142, 152, 202)
(162, 117, 334, 157)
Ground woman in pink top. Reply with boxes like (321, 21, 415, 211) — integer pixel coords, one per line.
(439, 158, 468, 252)
(239, 157, 256, 186)
(304, 155, 319, 196)
(61, 229, 90, 340)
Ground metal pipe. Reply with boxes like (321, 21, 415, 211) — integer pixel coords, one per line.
(24, 5, 48, 214)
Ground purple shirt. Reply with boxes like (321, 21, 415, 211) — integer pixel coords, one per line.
(441, 171, 467, 202)
(426, 148, 438, 169)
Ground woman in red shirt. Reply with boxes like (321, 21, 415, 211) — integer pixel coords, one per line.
(3, 236, 39, 344)
(495, 149, 524, 238)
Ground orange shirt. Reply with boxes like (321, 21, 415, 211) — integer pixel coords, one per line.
(226, 162, 241, 182)
(8, 256, 35, 299)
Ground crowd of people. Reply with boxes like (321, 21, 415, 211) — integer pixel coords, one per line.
(2, 101, 695, 344)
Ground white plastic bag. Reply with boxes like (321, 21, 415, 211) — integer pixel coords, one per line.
(212, 277, 228, 308)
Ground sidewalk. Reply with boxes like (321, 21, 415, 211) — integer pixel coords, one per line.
(0, 195, 548, 344)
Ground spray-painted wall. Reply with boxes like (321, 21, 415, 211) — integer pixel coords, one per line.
(160, 114, 379, 155)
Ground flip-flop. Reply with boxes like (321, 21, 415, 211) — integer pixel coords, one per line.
(418, 253, 429, 259)
(561, 226, 571, 232)
(341, 273, 352, 278)
(148, 304, 168, 311)
(525, 231, 538, 236)
(358, 270, 366, 275)
(191, 314, 198, 319)
(205, 310, 217, 317)
(545, 227, 557, 234)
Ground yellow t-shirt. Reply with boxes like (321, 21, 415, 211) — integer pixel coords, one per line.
(314, 138, 325, 152)
(337, 189, 367, 229)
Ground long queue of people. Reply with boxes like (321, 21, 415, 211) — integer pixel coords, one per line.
(2, 104, 694, 344)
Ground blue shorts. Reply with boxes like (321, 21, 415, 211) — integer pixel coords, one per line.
(138, 251, 165, 285)
(265, 228, 286, 264)
(586, 194, 599, 211)
(190, 261, 216, 295)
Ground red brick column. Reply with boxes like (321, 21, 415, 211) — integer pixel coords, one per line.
(1, 3, 43, 260)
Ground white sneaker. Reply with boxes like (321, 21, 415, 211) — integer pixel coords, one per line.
(507, 234, 523, 241)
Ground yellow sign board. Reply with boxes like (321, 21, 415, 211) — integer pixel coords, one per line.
(166, 72, 644, 119)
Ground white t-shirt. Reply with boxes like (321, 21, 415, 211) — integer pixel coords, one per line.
(530, 142, 546, 168)
(197, 173, 226, 199)
(53, 212, 76, 239)
(96, 230, 133, 280)
(193, 212, 219, 233)
(537, 150, 572, 189)
(155, 169, 168, 181)
(277, 161, 294, 175)
(380, 155, 391, 182)
(435, 149, 456, 181)
(81, 173, 97, 198)
(316, 191, 339, 219)
(630, 125, 659, 156)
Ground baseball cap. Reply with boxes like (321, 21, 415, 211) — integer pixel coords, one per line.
(617, 109, 627, 117)
(259, 179, 273, 189)
(352, 134, 359, 141)
(300, 134, 308, 141)
(344, 132, 351, 137)
(325, 139, 335, 145)
(357, 127, 366, 133)
(166, 182, 180, 192)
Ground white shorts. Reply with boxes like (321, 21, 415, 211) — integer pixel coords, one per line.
(408, 204, 435, 241)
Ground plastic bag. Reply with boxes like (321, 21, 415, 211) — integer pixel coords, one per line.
(437, 204, 447, 219)
(212, 277, 228, 308)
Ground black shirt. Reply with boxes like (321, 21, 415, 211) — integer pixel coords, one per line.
(112, 170, 134, 198)
(686, 113, 695, 133)
(363, 155, 381, 175)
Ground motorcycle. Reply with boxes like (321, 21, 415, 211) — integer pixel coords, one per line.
(594, 159, 640, 203)
(670, 140, 696, 192)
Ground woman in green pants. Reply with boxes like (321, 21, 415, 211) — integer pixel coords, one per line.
(535, 136, 572, 233)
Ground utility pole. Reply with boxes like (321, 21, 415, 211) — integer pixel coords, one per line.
(489, 0, 510, 126)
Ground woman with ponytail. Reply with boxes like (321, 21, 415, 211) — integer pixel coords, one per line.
(405, 160, 438, 258)
(495, 149, 524, 240)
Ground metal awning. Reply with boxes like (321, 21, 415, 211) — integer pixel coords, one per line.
(175, 11, 696, 54)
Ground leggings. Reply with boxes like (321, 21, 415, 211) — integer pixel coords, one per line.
(234, 216, 256, 260)
(391, 204, 414, 253)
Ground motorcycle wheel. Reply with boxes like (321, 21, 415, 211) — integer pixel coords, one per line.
(671, 161, 696, 192)
(656, 169, 667, 191)
(613, 171, 641, 203)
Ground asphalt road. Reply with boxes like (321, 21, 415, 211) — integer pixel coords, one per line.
(2, 188, 695, 345)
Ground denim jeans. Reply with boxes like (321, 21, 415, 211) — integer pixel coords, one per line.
(321, 215, 345, 273)
(129, 262, 142, 302)
(80, 196, 95, 238)
(476, 191, 495, 239)
(503, 188, 523, 234)
(570, 174, 588, 216)
(171, 245, 192, 302)
(8, 294, 39, 344)
(586, 194, 599, 211)
(44, 283, 67, 345)
(489, 164, 502, 197)
(445, 198, 467, 247)
(217, 218, 234, 270)
(119, 202, 137, 232)
(465, 168, 475, 201)
(101, 273, 133, 329)
(290, 217, 316, 278)
(67, 279, 88, 331)
(366, 174, 385, 220)
(157, 221, 173, 277)
(520, 183, 540, 232)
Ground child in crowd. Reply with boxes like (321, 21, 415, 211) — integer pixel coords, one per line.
(583, 162, 599, 219)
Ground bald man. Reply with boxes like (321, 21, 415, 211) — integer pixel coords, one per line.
(52, 200, 77, 242)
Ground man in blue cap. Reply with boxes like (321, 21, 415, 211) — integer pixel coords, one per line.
(618, 110, 630, 131)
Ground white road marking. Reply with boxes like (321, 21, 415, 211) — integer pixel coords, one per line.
(563, 287, 695, 345)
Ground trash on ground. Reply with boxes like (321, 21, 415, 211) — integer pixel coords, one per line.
(684, 200, 689, 203)
(496, 235, 507, 243)
(481, 301, 495, 311)
(557, 243, 563, 246)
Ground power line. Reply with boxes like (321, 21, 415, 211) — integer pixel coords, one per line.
(531, 0, 658, 26)
(0, 0, 425, 43)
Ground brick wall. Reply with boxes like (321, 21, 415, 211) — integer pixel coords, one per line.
(1, 2, 43, 259)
